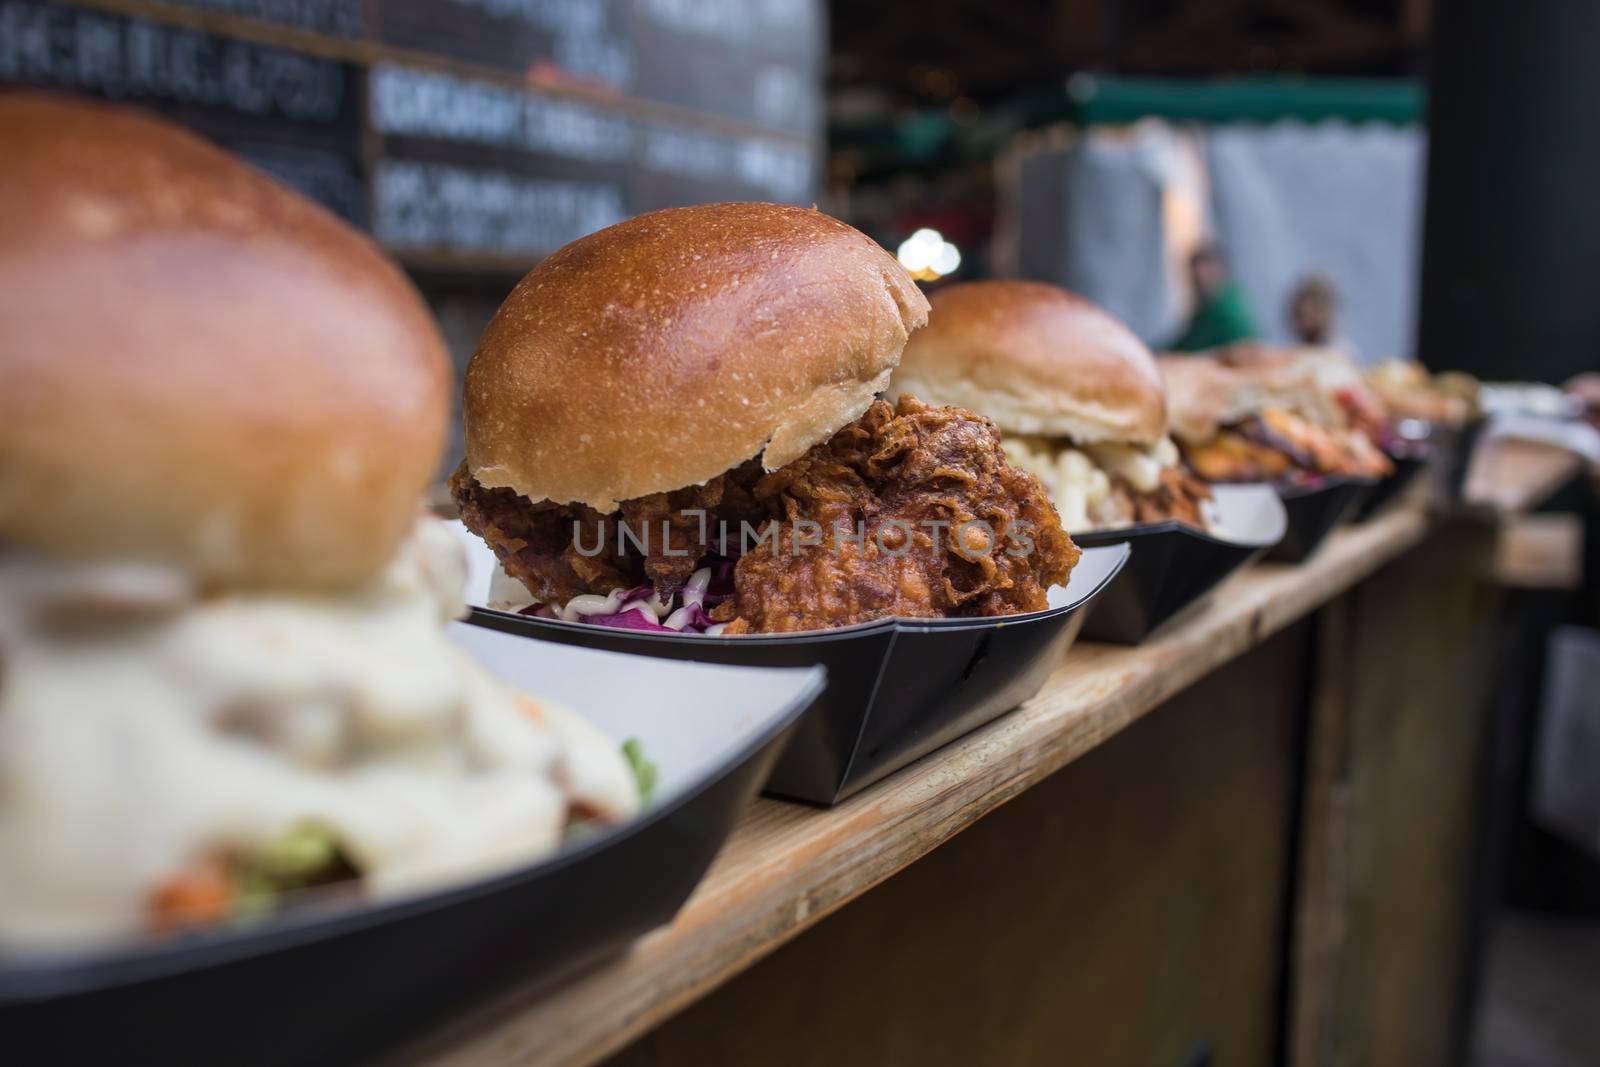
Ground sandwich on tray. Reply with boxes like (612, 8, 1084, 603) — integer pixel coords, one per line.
(1159, 346, 1394, 486)
(450, 203, 1081, 635)
(0, 94, 642, 951)
(887, 280, 1214, 533)
(1216, 343, 1392, 451)
(1366, 359, 1481, 427)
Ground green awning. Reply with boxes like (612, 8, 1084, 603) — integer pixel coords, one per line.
(1064, 75, 1425, 126)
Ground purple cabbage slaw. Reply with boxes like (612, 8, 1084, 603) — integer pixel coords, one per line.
(519, 561, 737, 635)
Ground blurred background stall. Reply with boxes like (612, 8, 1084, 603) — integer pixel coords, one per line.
(4, 3, 1598, 1066)
(995, 78, 1424, 360)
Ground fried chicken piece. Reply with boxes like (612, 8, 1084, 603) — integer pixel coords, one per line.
(1128, 467, 1213, 529)
(451, 461, 765, 603)
(1183, 430, 1296, 483)
(725, 396, 1078, 633)
(1180, 408, 1394, 485)
(450, 396, 1079, 633)
(612, 462, 767, 595)
(619, 478, 726, 594)
(450, 463, 608, 604)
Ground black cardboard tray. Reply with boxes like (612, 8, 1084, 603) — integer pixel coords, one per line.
(0, 632, 824, 1067)
(457, 531, 1130, 806)
(1355, 451, 1427, 521)
(1435, 417, 1487, 504)
(1268, 476, 1379, 563)
(1375, 416, 1487, 513)
(1070, 483, 1288, 645)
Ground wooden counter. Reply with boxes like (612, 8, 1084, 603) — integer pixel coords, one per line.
(1465, 436, 1587, 514)
(408, 505, 1434, 1067)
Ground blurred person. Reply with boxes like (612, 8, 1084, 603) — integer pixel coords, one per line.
(1168, 244, 1258, 352)
(1288, 272, 1355, 355)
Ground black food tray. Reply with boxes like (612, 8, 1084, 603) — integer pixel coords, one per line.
(459, 535, 1130, 806)
(1268, 476, 1378, 563)
(0, 632, 824, 1067)
(1071, 483, 1287, 644)
(1355, 451, 1427, 520)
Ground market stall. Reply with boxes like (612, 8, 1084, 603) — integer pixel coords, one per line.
(4, 5, 1599, 1064)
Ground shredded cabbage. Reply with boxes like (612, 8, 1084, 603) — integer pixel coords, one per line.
(518, 566, 730, 635)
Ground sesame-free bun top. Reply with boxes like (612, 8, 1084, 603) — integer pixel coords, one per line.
(888, 280, 1166, 446)
(0, 94, 449, 589)
(462, 202, 930, 511)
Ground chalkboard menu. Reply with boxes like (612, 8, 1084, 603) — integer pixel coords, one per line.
(0, 0, 822, 266)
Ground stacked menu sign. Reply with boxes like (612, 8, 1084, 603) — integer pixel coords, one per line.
(0, 0, 822, 266)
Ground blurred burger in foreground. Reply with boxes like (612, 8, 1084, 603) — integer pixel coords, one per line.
(450, 204, 1078, 635)
(888, 280, 1213, 533)
(1159, 348, 1393, 485)
(0, 94, 639, 950)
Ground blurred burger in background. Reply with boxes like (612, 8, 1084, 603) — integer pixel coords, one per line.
(1159, 348, 1394, 485)
(0, 94, 640, 950)
(1366, 358, 1482, 427)
(1215, 343, 1392, 451)
(888, 280, 1213, 533)
(450, 204, 1079, 636)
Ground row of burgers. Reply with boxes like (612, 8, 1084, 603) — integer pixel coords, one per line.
(0, 94, 1478, 1060)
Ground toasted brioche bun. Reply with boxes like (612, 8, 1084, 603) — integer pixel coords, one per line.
(462, 203, 929, 511)
(0, 93, 449, 589)
(888, 280, 1166, 446)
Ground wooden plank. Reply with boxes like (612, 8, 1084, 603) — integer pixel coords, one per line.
(401, 505, 1431, 1067)
(1290, 597, 1354, 1067)
(1465, 437, 1585, 514)
(608, 626, 1308, 1067)
(1493, 513, 1585, 590)
(1311, 522, 1500, 1066)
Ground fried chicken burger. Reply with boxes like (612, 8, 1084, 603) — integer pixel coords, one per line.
(0, 95, 640, 950)
(450, 204, 1079, 635)
(1159, 349, 1394, 485)
(886, 280, 1213, 533)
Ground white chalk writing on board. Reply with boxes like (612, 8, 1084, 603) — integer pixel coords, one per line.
(370, 63, 632, 162)
(637, 0, 811, 42)
(552, 29, 628, 86)
(640, 121, 812, 200)
(0, 1, 345, 121)
(373, 158, 625, 255)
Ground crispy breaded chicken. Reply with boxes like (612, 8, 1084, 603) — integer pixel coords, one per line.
(452, 396, 1079, 633)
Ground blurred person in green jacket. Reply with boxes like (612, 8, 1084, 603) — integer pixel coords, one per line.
(1168, 244, 1258, 352)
